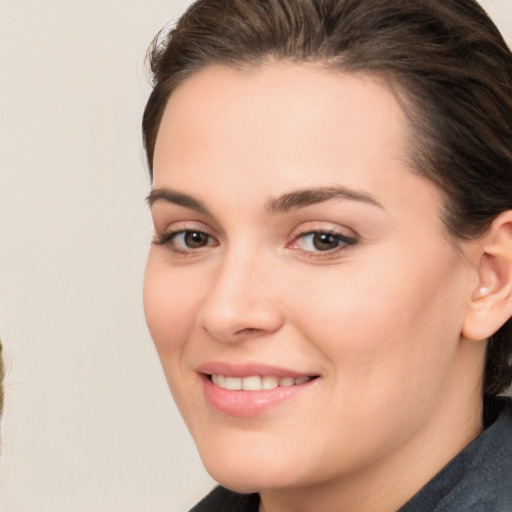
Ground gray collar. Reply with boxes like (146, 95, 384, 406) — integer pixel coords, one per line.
(399, 398, 512, 512)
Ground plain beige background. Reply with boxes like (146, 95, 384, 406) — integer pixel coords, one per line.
(0, 1, 511, 511)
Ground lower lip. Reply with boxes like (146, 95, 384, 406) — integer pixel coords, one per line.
(202, 375, 315, 417)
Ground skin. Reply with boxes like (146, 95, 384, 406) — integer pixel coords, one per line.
(144, 63, 487, 512)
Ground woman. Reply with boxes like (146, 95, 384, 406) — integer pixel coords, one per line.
(142, 0, 512, 510)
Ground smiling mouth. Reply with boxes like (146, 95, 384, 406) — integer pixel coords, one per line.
(208, 374, 317, 391)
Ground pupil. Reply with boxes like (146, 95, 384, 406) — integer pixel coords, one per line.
(185, 231, 208, 248)
(313, 233, 338, 251)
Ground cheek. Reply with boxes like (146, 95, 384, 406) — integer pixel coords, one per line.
(291, 245, 467, 395)
(143, 253, 196, 356)
(143, 255, 204, 421)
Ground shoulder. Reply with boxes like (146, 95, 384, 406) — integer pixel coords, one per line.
(188, 486, 260, 512)
(400, 397, 512, 512)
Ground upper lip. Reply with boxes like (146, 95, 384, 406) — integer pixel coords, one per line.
(196, 361, 317, 378)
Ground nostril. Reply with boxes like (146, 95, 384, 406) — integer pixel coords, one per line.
(232, 327, 268, 340)
(238, 327, 257, 334)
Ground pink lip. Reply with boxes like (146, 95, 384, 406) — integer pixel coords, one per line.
(197, 361, 318, 417)
(197, 361, 313, 378)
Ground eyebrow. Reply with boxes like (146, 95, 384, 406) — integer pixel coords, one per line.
(146, 185, 383, 214)
(146, 188, 211, 214)
(265, 186, 384, 214)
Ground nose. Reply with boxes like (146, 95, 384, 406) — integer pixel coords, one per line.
(197, 251, 285, 342)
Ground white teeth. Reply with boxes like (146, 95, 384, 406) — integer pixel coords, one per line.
(211, 374, 313, 390)
(242, 376, 262, 390)
(211, 374, 226, 388)
(262, 375, 279, 389)
(225, 377, 242, 390)
(279, 377, 295, 387)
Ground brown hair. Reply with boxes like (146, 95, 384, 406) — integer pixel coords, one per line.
(142, 0, 512, 400)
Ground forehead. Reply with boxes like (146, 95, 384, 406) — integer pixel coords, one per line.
(154, 63, 410, 168)
(152, 63, 438, 216)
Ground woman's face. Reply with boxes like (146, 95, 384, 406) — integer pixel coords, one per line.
(144, 64, 481, 496)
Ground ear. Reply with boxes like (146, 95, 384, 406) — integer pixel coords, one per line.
(462, 211, 512, 341)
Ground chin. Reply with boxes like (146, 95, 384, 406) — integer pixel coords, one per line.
(200, 450, 269, 492)
(204, 465, 289, 495)
(198, 441, 319, 495)
(209, 473, 264, 495)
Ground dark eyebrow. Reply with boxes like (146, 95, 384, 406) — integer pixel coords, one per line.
(146, 188, 210, 214)
(146, 185, 383, 215)
(265, 186, 384, 214)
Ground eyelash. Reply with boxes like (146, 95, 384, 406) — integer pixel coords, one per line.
(288, 230, 357, 257)
(153, 227, 358, 258)
(153, 229, 217, 256)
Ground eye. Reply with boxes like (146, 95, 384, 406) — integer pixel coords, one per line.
(153, 229, 217, 252)
(290, 230, 357, 253)
(174, 230, 212, 249)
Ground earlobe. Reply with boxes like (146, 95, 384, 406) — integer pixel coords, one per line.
(462, 211, 512, 342)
